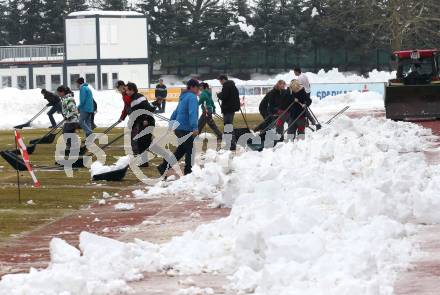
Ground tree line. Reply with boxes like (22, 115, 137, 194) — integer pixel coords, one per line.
(0, 0, 438, 74)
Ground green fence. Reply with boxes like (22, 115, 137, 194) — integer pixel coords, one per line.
(155, 47, 392, 78)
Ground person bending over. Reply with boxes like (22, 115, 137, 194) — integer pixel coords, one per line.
(286, 80, 312, 140)
(256, 80, 286, 132)
(126, 82, 157, 167)
(41, 89, 62, 128)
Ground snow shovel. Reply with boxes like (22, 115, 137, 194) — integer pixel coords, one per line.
(248, 107, 307, 152)
(92, 165, 129, 181)
(246, 101, 297, 151)
(14, 105, 49, 129)
(254, 115, 277, 132)
(0, 150, 28, 171)
(71, 133, 125, 168)
(29, 119, 65, 145)
(325, 106, 350, 124)
(306, 107, 322, 131)
(70, 120, 122, 156)
(10, 120, 65, 155)
(153, 112, 170, 122)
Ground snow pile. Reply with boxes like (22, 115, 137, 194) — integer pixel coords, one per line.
(114, 203, 135, 211)
(150, 116, 440, 294)
(90, 156, 130, 177)
(0, 87, 175, 129)
(2, 116, 440, 294)
(205, 68, 395, 87)
(238, 90, 384, 115)
(0, 88, 48, 129)
(147, 150, 232, 198)
(312, 90, 384, 112)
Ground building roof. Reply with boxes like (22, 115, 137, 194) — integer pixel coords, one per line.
(68, 10, 143, 17)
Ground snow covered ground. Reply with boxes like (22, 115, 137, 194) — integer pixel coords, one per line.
(2, 110, 440, 294)
(0, 69, 390, 130)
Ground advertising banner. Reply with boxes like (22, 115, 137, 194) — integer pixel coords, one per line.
(311, 82, 386, 100)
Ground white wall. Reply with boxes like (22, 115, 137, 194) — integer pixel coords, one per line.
(0, 67, 29, 89)
(67, 65, 98, 89)
(65, 18, 97, 60)
(33, 66, 63, 91)
(99, 18, 148, 59)
(101, 64, 148, 89)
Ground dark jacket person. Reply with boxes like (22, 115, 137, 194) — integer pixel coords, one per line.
(155, 79, 167, 113)
(41, 89, 62, 128)
(217, 75, 240, 150)
(126, 82, 156, 167)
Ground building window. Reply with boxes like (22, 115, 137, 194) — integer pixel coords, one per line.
(85, 73, 96, 89)
(51, 75, 61, 90)
(70, 74, 80, 90)
(102, 73, 108, 89)
(36, 75, 46, 89)
(17, 76, 27, 89)
(112, 73, 119, 89)
(1, 76, 12, 88)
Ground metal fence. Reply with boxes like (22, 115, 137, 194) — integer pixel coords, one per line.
(0, 44, 64, 62)
(155, 47, 393, 78)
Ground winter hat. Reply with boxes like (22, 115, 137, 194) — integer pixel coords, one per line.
(186, 79, 200, 89)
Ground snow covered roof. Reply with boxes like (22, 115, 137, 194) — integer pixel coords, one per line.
(68, 11, 143, 17)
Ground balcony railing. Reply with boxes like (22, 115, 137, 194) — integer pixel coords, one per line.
(0, 44, 64, 63)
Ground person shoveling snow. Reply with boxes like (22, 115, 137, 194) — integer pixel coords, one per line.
(90, 156, 130, 180)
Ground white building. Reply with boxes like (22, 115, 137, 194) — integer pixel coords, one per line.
(0, 11, 149, 91)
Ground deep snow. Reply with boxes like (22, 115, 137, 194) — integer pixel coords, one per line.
(1, 113, 440, 295)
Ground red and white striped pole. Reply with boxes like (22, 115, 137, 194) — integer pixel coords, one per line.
(15, 130, 41, 188)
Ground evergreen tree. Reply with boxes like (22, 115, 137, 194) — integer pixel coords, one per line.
(0, 0, 8, 45)
(67, 0, 88, 13)
(226, 0, 253, 71)
(42, 0, 68, 43)
(97, 0, 128, 10)
(5, 0, 23, 45)
(21, 0, 45, 44)
(252, 0, 280, 73)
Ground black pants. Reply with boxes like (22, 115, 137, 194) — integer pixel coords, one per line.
(198, 111, 222, 139)
(159, 130, 195, 175)
(131, 122, 153, 164)
(155, 99, 166, 113)
(223, 112, 236, 150)
(91, 113, 97, 129)
(255, 114, 275, 132)
(47, 102, 62, 127)
(63, 122, 79, 155)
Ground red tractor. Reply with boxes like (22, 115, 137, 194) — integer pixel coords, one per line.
(385, 49, 440, 121)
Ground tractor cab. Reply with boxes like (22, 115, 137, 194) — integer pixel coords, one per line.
(393, 50, 440, 85)
(385, 49, 440, 121)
